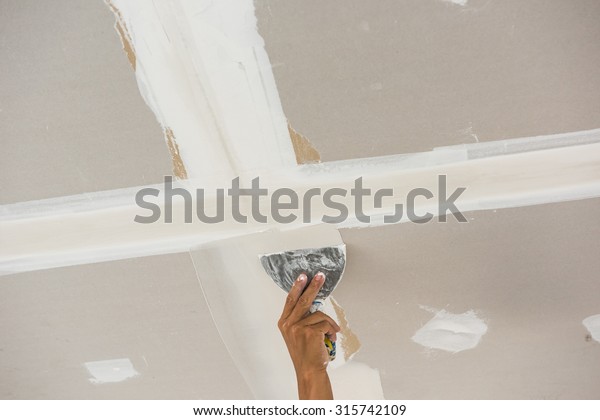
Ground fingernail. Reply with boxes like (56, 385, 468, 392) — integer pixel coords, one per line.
(297, 273, 307, 283)
(316, 272, 325, 282)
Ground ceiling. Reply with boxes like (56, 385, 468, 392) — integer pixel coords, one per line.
(1, 0, 599, 399)
(256, 0, 600, 161)
(0, 0, 171, 204)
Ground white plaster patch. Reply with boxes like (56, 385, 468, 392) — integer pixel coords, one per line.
(329, 361, 385, 399)
(412, 307, 487, 353)
(583, 314, 600, 342)
(84, 358, 139, 384)
(441, 0, 469, 6)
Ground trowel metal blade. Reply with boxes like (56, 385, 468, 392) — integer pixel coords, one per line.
(259, 244, 346, 300)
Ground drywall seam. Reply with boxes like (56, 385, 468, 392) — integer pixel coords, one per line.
(106, 0, 232, 182)
(1, 140, 599, 275)
(106, 0, 297, 182)
(441, 0, 469, 6)
(2, 127, 598, 221)
(435, 127, 600, 159)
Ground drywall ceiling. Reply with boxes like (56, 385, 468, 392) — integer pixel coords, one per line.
(256, 0, 600, 161)
(2, 200, 598, 398)
(336, 199, 600, 399)
(0, 0, 171, 204)
(0, 252, 252, 399)
(1, 0, 599, 400)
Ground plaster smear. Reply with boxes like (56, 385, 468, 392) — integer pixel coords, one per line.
(106, 0, 297, 182)
(84, 358, 139, 384)
(2, 136, 600, 274)
(412, 307, 488, 353)
(583, 314, 600, 342)
(329, 361, 385, 399)
(441, 0, 469, 6)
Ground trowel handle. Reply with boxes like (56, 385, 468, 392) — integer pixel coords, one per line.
(311, 300, 336, 361)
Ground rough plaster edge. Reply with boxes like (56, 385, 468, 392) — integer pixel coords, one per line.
(164, 127, 189, 179)
(106, 0, 136, 71)
(288, 123, 321, 164)
(330, 296, 362, 361)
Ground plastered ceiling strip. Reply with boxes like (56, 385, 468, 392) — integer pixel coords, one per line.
(3, 128, 598, 222)
(107, 0, 296, 182)
(1, 138, 599, 275)
(435, 127, 600, 159)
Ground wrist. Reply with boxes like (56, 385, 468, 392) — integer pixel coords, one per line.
(297, 367, 327, 381)
(296, 369, 333, 400)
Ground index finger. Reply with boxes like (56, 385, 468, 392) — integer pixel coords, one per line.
(279, 273, 308, 321)
(288, 272, 325, 322)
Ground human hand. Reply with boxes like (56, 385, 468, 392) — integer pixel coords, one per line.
(278, 272, 341, 399)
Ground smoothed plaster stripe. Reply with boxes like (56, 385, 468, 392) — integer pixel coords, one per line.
(1, 141, 600, 275)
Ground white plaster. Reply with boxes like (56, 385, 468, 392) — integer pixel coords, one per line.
(84, 358, 139, 384)
(1, 136, 600, 275)
(441, 0, 469, 6)
(109, 0, 296, 181)
(412, 307, 488, 353)
(583, 314, 600, 343)
(329, 361, 385, 399)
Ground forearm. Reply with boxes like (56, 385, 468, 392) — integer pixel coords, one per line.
(297, 370, 333, 400)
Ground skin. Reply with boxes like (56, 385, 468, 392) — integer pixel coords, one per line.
(278, 271, 341, 400)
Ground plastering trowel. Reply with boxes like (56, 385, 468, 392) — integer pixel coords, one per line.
(259, 244, 346, 360)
